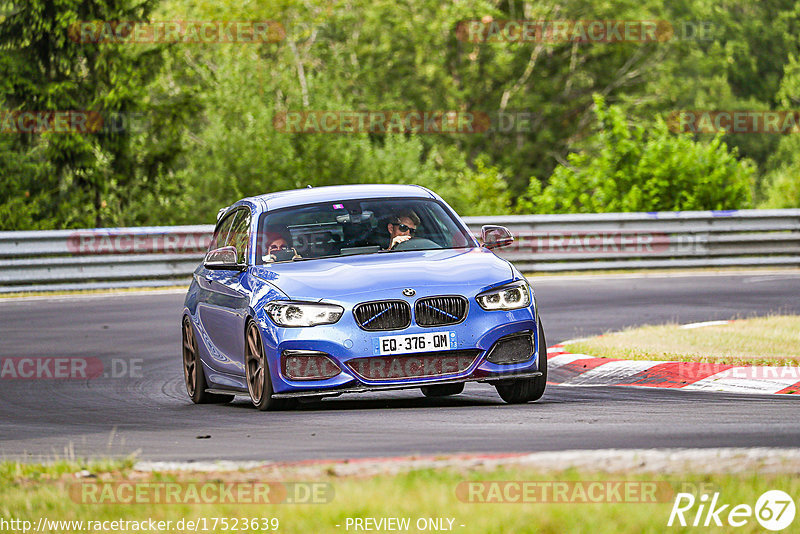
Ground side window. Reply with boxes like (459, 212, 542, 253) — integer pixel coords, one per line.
(209, 211, 237, 252)
(226, 209, 251, 265)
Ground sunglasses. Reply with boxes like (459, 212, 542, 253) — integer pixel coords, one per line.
(392, 222, 417, 235)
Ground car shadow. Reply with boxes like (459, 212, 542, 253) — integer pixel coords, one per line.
(224, 391, 510, 411)
(298, 394, 504, 411)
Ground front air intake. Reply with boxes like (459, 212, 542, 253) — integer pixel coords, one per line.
(485, 330, 535, 365)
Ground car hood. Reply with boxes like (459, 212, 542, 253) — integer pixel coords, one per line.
(250, 248, 514, 301)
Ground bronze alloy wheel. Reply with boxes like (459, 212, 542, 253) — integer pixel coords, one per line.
(182, 316, 198, 397)
(182, 316, 234, 404)
(245, 321, 266, 405)
(245, 320, 294, 411)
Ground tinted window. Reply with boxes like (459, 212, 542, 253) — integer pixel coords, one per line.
(226, 209, 251, 264)
(209, 210, 237, 252)
(256, 198, 475, 264)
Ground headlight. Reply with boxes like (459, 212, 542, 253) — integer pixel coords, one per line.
(476, 281, 531, 311)
(265, 301, 344, 327)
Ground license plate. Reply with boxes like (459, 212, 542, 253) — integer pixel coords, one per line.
(373, 331, 457, 355)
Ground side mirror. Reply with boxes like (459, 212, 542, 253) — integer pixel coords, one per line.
(204, 246, 246, 271)
(481, 225, 514, 249)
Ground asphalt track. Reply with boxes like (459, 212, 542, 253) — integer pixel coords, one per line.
(1, 271, 799, 461)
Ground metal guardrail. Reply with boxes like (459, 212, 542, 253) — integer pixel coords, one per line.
(1, 210, 799, 292)
(465, 209, 800, 272)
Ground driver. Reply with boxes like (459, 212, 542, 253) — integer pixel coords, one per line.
(386, 210, 421, 250)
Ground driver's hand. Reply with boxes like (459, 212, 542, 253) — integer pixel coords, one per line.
(390, 235, 412, 249)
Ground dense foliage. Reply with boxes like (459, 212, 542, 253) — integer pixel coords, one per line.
(524, 96, 754, 213)
(1, 0, 799, 229)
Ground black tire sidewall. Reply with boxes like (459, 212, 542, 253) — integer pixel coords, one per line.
(494, 318, 547, 403)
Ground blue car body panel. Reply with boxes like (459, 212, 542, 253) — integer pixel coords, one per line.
(183, 184, 541, 398)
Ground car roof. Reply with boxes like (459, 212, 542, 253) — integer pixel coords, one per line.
(243, 184, 436, 212)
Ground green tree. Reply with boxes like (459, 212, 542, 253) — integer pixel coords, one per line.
(521, 95, 754, 213)
(2, 0, 790, 227)
(168, 0, 680, 206)
(759, 54, 800, 208)
(0, 0, 193, 229)
(154, 3, 512, 223)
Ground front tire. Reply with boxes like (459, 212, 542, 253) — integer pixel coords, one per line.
(421, 383, 465, 397)
(495, 320, 548, 404)
(182, 316, 234, 404)
(245, 320, 294, 411)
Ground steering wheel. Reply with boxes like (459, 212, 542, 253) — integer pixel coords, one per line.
(393, 237, 441, 251)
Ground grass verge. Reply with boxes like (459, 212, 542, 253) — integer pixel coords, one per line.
(563, 315, 800, 366)
(2, 460, 797, 533)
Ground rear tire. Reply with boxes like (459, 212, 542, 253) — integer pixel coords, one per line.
(494, 320, 547, 404)
(421, 383, 465, 397)
(245, 320, 295, 411)
(182, 316, 234, 404)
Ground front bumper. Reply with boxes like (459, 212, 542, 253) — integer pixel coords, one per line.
(257, 304, 541, 395)
(270, 370, 543, 399)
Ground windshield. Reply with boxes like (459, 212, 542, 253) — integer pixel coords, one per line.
(255, 197, 476, 264)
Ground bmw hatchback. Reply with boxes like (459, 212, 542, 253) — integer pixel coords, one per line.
(182, 184, 547, 410)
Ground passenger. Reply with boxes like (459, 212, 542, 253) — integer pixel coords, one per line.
(262, 232, 301, 262)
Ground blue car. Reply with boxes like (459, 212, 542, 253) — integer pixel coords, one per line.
(182, 184, 547, 410)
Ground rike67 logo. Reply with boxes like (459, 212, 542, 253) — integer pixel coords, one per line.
(668, 490, 796, 531)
